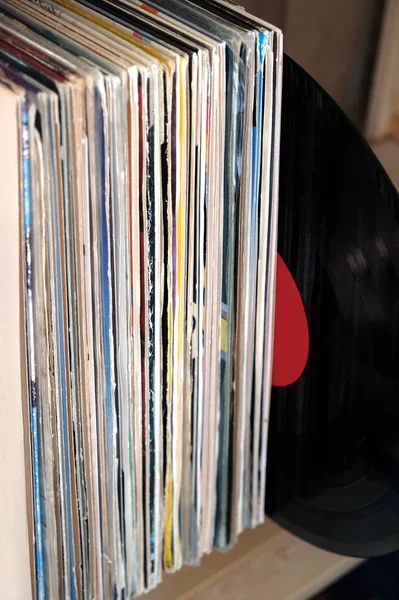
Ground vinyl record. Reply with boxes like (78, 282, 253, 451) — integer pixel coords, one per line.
(265, 54, 399, 558)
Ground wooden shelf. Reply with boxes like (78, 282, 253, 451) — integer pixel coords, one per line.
(147, 518, 362, 600)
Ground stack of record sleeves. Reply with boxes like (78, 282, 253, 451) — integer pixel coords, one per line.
(0, 0, 282, 597)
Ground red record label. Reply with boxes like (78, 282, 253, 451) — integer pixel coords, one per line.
(272, 253, 309, 387)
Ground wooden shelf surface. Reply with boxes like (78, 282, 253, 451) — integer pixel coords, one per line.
(148, 518, 362, 600)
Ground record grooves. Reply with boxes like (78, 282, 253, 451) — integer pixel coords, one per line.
(266, 54, 399, 558)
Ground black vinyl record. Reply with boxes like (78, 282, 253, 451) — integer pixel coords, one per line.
(265, 55, 399, 558)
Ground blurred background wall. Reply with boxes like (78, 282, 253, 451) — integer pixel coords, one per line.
(241, 0, 385, 130)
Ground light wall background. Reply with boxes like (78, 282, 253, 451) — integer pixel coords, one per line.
(241, 0, 385, 130)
